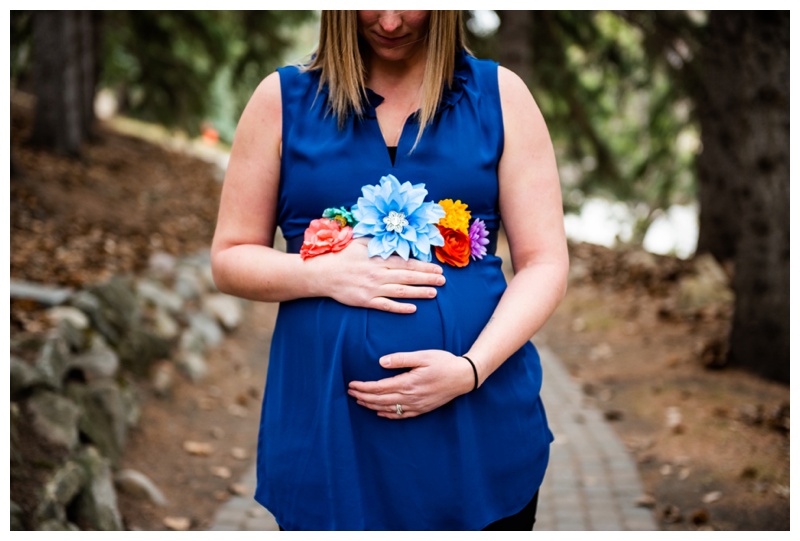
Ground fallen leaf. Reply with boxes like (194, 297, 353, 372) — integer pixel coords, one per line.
(229, 483, 248, 496)
(183, 440, 214, 456)
(163, 516, 191, 531)
(228, 404, 248, 417)
(636, 494, 656, 508)
(211, 466, 232, 479)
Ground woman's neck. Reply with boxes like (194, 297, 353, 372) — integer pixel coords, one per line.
(364, 48, 428, 98)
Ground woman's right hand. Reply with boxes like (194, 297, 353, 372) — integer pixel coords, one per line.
(305, 238, 445, 314)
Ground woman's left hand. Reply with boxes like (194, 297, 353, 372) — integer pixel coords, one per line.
(348, 350, 476, 419)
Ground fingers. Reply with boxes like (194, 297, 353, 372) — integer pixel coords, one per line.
(388, 269, 446, 287)
(378, 284, 438, 300)
(365, 297, 417, 314)
(348, 389, 420, 419)
(383, 255, 444, 276)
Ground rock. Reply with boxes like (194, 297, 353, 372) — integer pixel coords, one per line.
(702, 491, 722, 504)
(115, 469, 168, 506)
(27, 390, 82, 451)
(74, 446, 123, 531)
(150, 360, 176, 397)
(189, 312, 224, 347)
(46, 306, 90, 330)
(66, 334, 120, 381)
(203, 294, 243, 330)
(48, 307, 91, 352)
(56, 317, 90, 353)
(148, 251, 177, 280)
(152, 306, 180, 340)
(36, 460, 87, 524)
(174, 266, 205, 300)
(136, 279, 184, 314)
(67, 380, 129, 465)
(117, 328, 171, 377)
(80, 276, 141, 346)
(179, 327, 206, 355)
(677, 254, 733, 313)
(10, 279, 74, 305)
(35, 334, 71, 390)
(70, 291, 109, 339)
(176, 351, 208, 382)
(198, 263, 217, 292)
(119, 379, 142, 428)
(231, 447, 249, 460)
(36, 519, 80, 531)
(11, 356, 47, 399)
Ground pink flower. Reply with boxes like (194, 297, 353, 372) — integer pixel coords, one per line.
(300, 218, 354, 260)
(468, 218, 490, 260)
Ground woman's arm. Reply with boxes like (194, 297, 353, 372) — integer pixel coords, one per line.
(211, 72, 445, 312)
(348, 66, 568, 418)
(464, 66, 568, 383)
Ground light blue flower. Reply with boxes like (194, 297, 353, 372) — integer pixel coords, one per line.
(351, 175, 445, 261)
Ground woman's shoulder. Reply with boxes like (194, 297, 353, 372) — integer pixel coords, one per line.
(275, 64, 324, 106)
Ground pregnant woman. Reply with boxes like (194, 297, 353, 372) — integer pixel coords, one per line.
(211, 10, 568, 530)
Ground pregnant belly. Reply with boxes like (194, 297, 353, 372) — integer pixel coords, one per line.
(271, 256, 507, 385)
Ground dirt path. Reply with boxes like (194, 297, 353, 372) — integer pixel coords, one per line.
(117, 301, 277, 531)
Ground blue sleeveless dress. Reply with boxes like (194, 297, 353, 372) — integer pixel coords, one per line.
(255, 50, 553, 531)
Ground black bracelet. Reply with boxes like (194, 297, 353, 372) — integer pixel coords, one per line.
(460, 355, 479, 391)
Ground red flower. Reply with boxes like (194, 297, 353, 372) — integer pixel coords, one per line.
(434, 225, 471, 267)
(300, 218, 354, 260)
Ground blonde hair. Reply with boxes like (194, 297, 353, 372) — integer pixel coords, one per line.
(306, 10, 469, 148)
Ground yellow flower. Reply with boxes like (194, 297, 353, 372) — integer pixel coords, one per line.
(438, 199, 471, 234)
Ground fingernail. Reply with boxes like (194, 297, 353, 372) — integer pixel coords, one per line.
(380, 356, 391, 367)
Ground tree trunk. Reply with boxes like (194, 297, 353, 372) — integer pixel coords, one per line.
(495, 10, 535, 86)
(31, 11, 98, 155)
(696, 12, 789, 383)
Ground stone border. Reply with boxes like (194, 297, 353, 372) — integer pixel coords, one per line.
(10, 250, 245, 531)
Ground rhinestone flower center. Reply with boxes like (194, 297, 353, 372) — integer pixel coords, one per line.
(383, 211, 409, 233)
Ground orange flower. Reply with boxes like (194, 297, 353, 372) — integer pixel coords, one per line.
(434, 225, 471, 267)
(300, 218, 354, 259)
